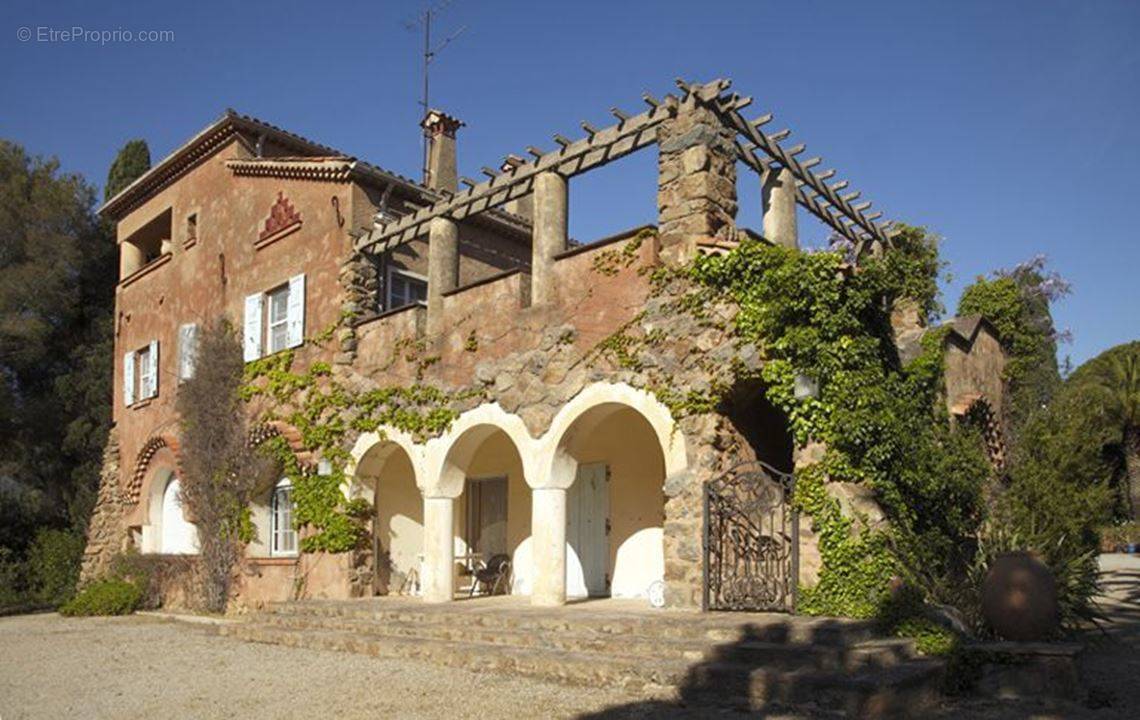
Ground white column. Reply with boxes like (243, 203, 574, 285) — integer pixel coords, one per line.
(531, 486, 568, 606)
(531, 172, 568, 306)
(761, 166, 798, 249)
(422, 496, 455, 603)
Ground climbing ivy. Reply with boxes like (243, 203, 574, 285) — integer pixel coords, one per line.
(587, 226, 989, 618)
(241, 325, 480, 553)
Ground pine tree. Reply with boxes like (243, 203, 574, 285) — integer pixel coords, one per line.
(103, 139, 150, 202)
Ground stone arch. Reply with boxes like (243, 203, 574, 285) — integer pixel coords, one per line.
(126, 433, 181, 504)
(539, 382, 686, 486)
(536, 382, 684, 600)
(348, 430, 425, 595)
(248, 420, 315, 472)
(424, 403, 535, 498)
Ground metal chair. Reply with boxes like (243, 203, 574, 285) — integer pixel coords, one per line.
(469, 553, 511, 597)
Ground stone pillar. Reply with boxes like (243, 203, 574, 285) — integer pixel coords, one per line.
(421, 109, 465, 193)
(422, 495, 455, 603)
(426, 217, 459, 337)
(531, 172, 568, 306)
(120, 241, 143, 278)
(531, 487, 568, 606)
(761, 166, 798, 249)
(656, 101, 738, 264)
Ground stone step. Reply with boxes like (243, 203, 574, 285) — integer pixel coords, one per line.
(684, 658, 944, 718)
(257, 611, 915, 671)
(218, 620, 941, 718)
(262, 600, 879, 646)
(217, 622, 687, 691)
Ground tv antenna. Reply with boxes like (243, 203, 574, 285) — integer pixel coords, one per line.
(405, 0, 466, 183)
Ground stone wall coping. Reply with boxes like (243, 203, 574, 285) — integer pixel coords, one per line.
(117, 252, 172, 290)
(353, 301, 424, 329)
(553, 224, 657, 262)
(440, 266, 525, 298)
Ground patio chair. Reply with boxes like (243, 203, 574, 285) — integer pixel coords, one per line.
(469, 553, 511, 597)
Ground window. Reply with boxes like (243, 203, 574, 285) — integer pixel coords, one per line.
(387, 268, 427, 310)
(123, 340, 159, 406)
(178, 323, 199, 381)
(185, 213, 198, 248)
(271, 479, 297, 556)
(267, 284, 290, 354)
(137, 345, 153, 395)
(243, 274, 305, 361)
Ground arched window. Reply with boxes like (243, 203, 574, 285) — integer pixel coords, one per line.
(271, 478, 297, 556)
(160, 475, 198, 555)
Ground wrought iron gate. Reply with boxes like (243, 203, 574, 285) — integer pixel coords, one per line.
(703, 460, 797, 612)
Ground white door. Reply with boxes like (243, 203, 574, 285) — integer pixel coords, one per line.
(567, 463, 609, 597)
(160, 477, 198, 554)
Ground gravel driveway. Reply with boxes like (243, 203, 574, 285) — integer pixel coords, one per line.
(3, 554, 1138, 719)
(0, 614, 650, 720)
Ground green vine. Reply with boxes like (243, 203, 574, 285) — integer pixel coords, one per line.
(589, 227, 989, 619)
(242, 322, 480, 553)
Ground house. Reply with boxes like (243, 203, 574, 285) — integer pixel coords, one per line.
(81, 78, 1006, 612)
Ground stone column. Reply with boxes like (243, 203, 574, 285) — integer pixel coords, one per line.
(761, 166, 798, 249)
(656, 101, 738, 264)
(120, 241, 143, 278)
(421, 495, 455, 603)
(530, 487, 568, 606)
(531, 172, 568, 306)
(426, 217, 459, 337)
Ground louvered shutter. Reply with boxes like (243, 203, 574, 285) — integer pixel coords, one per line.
(179, 323, 199, 380)
(244, 293, 263, 361)
(286, 274, 305, 348)
(147, 340, 159, 398)
(123, 351, 135, 406)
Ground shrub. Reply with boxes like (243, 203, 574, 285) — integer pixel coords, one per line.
(25, 528, 84, 606)
(59, 578, 142, 617)
(0, 547, 27, 610)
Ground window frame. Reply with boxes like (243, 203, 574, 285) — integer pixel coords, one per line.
(385, 267, 428, 311)
(270, 478, 298, 557)
(265, 283, 291, 355)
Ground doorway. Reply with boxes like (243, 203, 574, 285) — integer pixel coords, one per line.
(567, 462, 609, 597)
(464, 476, 508, 562)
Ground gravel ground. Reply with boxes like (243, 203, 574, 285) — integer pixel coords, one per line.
(2, 554, 1137, 719)
(0, 614, 651, 720)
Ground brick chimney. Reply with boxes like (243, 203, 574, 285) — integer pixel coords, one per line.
(420, 109, 464, 194)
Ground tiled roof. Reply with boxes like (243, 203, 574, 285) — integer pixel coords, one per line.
(99, 110, 533, 237)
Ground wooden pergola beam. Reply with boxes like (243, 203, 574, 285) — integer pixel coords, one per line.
(356, 94, 680, 254)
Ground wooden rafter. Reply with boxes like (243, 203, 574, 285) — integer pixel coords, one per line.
(355, 94, 681, 254)
(675, 78, 897, 252)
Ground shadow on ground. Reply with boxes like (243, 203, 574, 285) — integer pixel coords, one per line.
(577, 555, 1140, 720)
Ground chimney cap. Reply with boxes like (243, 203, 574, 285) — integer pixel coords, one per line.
(421, 109, 465, 137)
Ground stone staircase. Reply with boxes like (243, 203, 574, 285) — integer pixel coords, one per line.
(216, 598, 943, 718)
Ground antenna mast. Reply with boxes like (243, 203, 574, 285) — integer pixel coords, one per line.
(408, 1, 466, 184)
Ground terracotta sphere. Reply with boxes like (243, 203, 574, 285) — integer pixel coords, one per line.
(981, 551, 1059, 641)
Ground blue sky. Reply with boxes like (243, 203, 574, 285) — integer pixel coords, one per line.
(2, 0, 1137, 366)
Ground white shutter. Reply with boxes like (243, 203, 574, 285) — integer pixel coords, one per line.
(286, 274, 305, 348)
(123, 351, 135, 407)
(244, 293, 264, 361)
(147, 340, 159, 398)
(179, 323, 199, 380)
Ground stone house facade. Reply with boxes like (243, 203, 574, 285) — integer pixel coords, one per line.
(83, 80, 1007, 611)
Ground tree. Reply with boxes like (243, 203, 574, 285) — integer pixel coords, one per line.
(103, 139, 150, 202)
(958, 255, 1070, 442)
(176, 320, 268, 612)
(1077, 343, 1140, 519)
(0, 140, 107, 552)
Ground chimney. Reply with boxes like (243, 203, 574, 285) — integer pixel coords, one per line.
(420, 109, 464, 194)
(500, 154, 533, 221)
